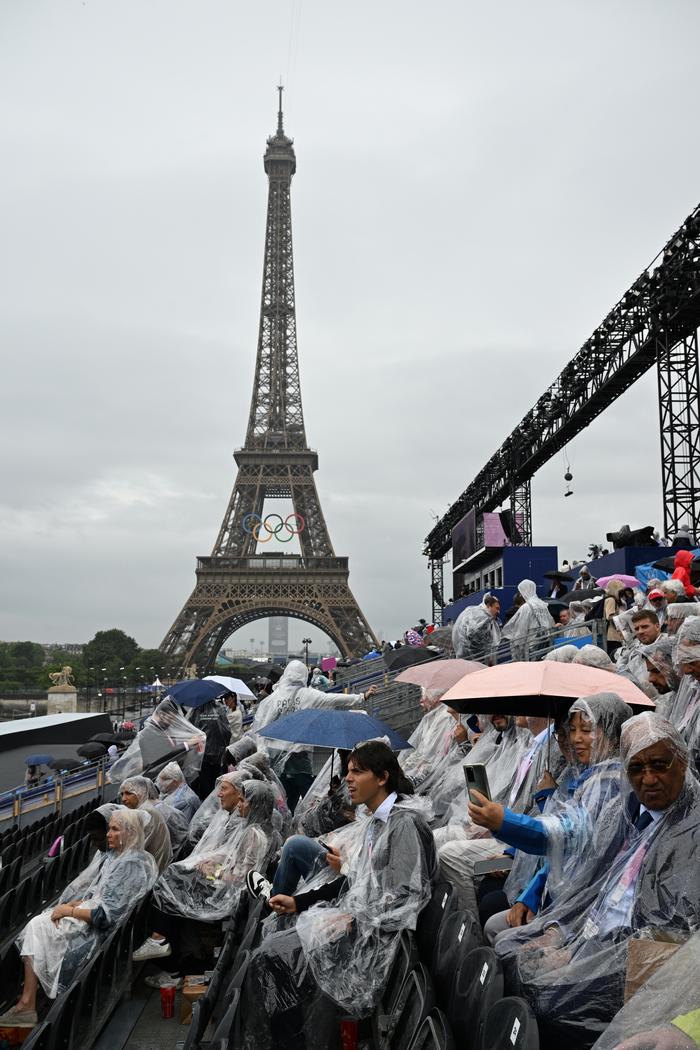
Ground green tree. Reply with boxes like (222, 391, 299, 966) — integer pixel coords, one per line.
(83, 629, 139, 670)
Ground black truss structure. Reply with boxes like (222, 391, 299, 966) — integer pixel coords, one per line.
(161, 94, 377, 672)
(425, 202, 700, 560)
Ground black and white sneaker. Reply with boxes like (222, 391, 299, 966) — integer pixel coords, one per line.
(246, 869, 272, 902)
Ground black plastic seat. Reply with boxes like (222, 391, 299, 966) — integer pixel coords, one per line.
(479, 996, 539, 1050)
(448, 947, 503, 1049)
(382, 929, 420, 1020)
(46, 979, 81, 1050)
(11, 876, 32, 926)
(210, 986, 242, 1047)
(211, 949, 251, 1030)
(416, 882, 455, 969)
(407, 1008, 456, 1050)
(0, 942, 22, 1008)
(432, 909, 481, 1011)
(389, 964, 435, 1050)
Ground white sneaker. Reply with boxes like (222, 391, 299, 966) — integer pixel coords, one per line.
(246, 869, 272, 902)
(144, 971, 183, 989)
(133, 937, 172, 962)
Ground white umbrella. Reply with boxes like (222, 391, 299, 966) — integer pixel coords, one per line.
(204, 674, 256, 699)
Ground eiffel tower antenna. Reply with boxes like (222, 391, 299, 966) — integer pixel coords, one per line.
(160, 94, 378, 672)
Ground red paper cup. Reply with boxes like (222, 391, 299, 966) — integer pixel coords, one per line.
(340, 1018, 358, 1050)
(160, 984, 176, 1019)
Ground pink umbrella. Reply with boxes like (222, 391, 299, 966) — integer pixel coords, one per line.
(395, 658, 484, 694)
(596, 574, 641, 589)
(440, 660, 653, 717)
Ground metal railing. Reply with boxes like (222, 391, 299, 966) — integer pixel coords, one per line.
(0, 756, 110, 830)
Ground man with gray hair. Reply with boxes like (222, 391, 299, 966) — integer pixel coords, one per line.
(492, 712, 700, 1049)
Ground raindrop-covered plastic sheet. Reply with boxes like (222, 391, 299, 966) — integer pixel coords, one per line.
(108, 698, 206, 783)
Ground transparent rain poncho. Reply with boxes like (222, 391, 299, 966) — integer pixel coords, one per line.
(250, 660, 368, 771)
(293, 753, 355, 839)
(665, 602, 700, 637)
(495, 713, 700, 1047)
(493, 694, 631, 895)
(108, 697, 206, 784)
(241, 796, 437, 1050)
(119, 777, 173, 872)
(501, 580, 555, 660)
(225, 735, 257, 768)
(544, 645, 582, 663)
(399, 702, 457, 790)
(155, 761, 202, 822)
(592, 929, 700, 1050)
(451, 601, 501, 660)
(572, 645, 615, 669)
(187, 769, 250, 843)
(17, 808, 158, 998)
(435, 715, 533, 832)
(153, 779, 280, 922)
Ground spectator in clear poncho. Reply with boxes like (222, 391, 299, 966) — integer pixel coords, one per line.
(119, 776, 174, 872)
(592, 929, 700, 1050)
(250, 659, 376, 809)
(239, 742, 437, 1050)
(572, 645, 615, 670)
(0, 808, 157, 1027)
(133, 777, 280, 985)
(437, 716, 554, 915)
(491, 714, 700, 1050)
(501, 580, 555, 661)
(155, 761, 201, 823)
(471, 695, 631, 943)
(545, 644, 582, 663)
(398, 689, 459, 791)
(108, 696, 206, 785)
(451, 595, 502, 661)
(292, 749, 355, 839)
(640, 635, 679, 719)
(674, 617, 700, 778)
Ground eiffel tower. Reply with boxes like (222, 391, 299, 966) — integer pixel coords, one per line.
(160, 91, 378, 673)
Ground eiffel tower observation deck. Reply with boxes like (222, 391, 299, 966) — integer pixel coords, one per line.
(161, 92, 378, 672)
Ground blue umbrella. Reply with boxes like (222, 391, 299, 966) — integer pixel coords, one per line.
(25, 754, 54, 766)
(165, 679, 225, 708)
(258, 709, 412, 751)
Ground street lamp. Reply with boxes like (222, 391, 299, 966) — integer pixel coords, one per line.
(302, 637, 312, 666)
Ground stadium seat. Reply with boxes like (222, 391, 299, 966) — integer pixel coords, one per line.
(431, 909, 482, 1011)
(416, 883, 455, 969)
(380, 929, 420, 1024)
(209, 986, 242, 1046)
(448, 947, 503, 1049)
(0, 943, 22, 1009)
(211, 949, 251, 1031)
(407, 1008, 456, 1050)
(479, 996, 539, 1050)
(389, 964, 435, 1050)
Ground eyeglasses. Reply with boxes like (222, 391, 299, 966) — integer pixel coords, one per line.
(627, 757, 676, 777)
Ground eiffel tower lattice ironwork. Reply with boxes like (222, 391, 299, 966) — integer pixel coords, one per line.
(160, 92, 378, 672)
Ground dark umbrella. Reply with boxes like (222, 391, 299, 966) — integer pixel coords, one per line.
(383, 647, 437, 672)
(258, 709, 412, 751)
(557, 587, 605, 605)
(25, 754, 54, 766)
(77, 742, 107, 760)
(543, 570, 574, 582)
(653, 555, 700, 585)
(90, 733, 121, 745)
(164, 679, 225, 708)
(48, 757, 83, 772)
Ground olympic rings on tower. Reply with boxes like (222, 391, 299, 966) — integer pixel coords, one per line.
(242, 512, 306, 543)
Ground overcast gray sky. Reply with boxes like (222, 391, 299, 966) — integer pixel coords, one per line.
(2, 0, 699, 651)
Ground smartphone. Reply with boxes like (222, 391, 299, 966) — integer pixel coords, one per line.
(317, 839, 332, 853)
(473, 857, 514, 877)
(464, 763, 491, 802)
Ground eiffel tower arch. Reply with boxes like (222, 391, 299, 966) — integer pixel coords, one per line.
(160, 92, 378, 673)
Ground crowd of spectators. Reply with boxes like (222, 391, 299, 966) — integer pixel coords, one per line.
(3, 556, 700, 1049)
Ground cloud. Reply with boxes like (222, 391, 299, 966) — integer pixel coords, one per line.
(2, 0, 699, 648)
